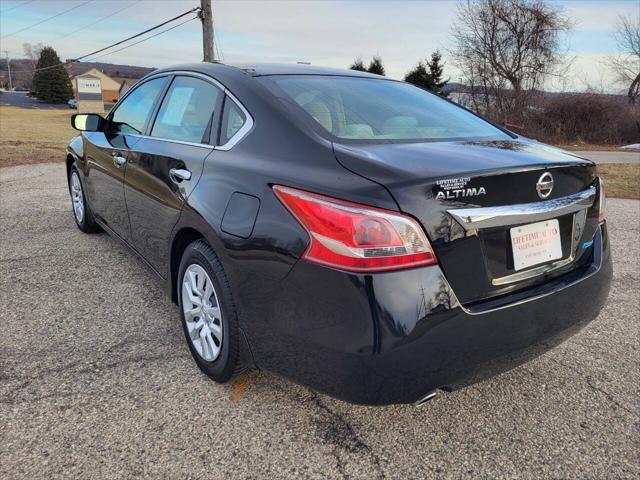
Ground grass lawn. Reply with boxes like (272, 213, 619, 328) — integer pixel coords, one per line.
(597, 163, 640, 199)
(0, 106, 77, 167)
(1, 105, 638, 198)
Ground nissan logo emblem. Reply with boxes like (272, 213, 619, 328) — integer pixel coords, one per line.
(536, 172, 554, 199)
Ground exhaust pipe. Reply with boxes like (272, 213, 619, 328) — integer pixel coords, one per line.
(414, 391, 437, 407)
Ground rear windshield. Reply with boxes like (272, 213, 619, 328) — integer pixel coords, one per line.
(259, 75, 511, 143)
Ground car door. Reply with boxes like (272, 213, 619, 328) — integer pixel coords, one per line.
(124, 74, 223, 274)
(83, 76, 167, 240)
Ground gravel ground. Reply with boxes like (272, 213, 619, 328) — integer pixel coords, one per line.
(1, 163, 638, 480)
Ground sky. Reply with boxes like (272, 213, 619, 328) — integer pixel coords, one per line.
(0, 0, 638, 92)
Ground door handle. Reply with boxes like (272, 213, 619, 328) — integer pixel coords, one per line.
(113, 154, 127, 168)
(169, 168, 192, 183)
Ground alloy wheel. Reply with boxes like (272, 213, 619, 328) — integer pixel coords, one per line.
(70, 171, 84, 223)
(181, 264, 223, 362)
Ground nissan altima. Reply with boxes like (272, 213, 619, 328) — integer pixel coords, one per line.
(66, 63, 611, 405)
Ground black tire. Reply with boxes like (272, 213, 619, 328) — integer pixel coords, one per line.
(178, 239, 241, 382)
(68, 164, 100, 233)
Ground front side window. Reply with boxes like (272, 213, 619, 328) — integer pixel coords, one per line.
(110, 77, 166, 134)
(259, 76, 511, 143)
(151, 76, 221, 143)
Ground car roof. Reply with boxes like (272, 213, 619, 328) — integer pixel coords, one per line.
(228, 62, 383, 78)
(152, 61, 386, 80)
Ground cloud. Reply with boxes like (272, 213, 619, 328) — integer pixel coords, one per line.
(1, 0, 635, 90)
(560, 0, 638, 31)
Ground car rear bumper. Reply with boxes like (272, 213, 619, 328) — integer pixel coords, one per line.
(243, 223, 612, 405)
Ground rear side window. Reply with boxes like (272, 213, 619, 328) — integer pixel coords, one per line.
(110, 77, 166, 134)
(219, 99, 246, 145)
(151, 76, 221, 143)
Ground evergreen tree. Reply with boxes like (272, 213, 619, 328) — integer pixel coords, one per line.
(426, 50, 449, 96)
(32, 47, 73, 103)
(404, 62, 436, 91)
(349, 58, 367, 72)
(404, 51, 449, 96)
(367, 56, 385, 76)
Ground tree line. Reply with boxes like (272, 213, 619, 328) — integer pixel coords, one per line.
(349, 52, 449, 97)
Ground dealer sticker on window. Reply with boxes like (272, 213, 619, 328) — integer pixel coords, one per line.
(510, 219, 563, 271)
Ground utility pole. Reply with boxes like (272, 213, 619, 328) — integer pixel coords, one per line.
(199, 0, 214, 62)
(3, 51, 12, 90)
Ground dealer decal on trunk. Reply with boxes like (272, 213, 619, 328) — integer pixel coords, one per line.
(435, 177, 486, 200)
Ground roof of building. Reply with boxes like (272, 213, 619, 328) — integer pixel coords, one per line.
(118, 78, 137, 92)
(65, 61, 154, 79)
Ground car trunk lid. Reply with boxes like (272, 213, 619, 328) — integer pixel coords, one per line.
(333, 139, 600, 305)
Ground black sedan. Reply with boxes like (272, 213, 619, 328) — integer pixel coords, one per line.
(66, 63, 611, 405)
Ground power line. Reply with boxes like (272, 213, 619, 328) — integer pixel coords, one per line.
(211, 14, 223, 61)
(9, 60, 70, 74)
(83, 15, 199, 62)
(1, 0, 94, 39)
(50, 1, 140, 43)
(72, 6, 199, 61)
(0, 0, 36, 14)
(9, 7, 201, 74)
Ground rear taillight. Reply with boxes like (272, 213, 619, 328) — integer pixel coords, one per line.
(273, 185, 437, 272)
(598, 177, 606, 223)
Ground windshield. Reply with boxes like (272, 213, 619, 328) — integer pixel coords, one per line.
(259, 75, 511, 143)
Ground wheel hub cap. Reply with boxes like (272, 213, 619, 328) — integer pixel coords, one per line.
(181, 264, 223, 362)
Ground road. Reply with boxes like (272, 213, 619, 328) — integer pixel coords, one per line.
(1, 163, 638, 479)
(572, 150, 640, 164)
(0, 91, 115, 111)
(0, 91, 69, 109)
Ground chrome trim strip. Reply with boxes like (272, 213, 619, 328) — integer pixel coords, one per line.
(143, 70, 227, 94)
(130, 133, 214, 150)
(448, 186, 596, 229)
(492, 256, 574, 286)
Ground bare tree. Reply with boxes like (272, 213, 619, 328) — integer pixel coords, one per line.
(610, 14, 640, 105)
(451, 0, 571, 124)
(11, 43, 45, 90)
(23, 42, 44, 68)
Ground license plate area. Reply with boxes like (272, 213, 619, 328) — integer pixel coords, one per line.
(478, 214, 575, 281)
(510, 219, 563, 271)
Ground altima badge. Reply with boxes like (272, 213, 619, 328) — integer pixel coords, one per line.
(435, 177, 486, 200)
(536, 172, 554, 199)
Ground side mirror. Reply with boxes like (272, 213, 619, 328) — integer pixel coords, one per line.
(71, 113, 104, 132)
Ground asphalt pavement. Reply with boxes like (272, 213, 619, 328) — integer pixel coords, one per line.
(1, 163, 638, 479)
(0, 91, 69, 109)
(571, 150, 640, 164)
(0, 91, 115, 111)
